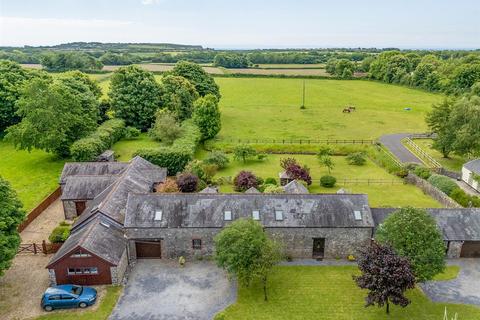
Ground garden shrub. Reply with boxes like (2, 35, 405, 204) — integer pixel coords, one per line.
(234, 171, 258, 192)
(177, 173, 199, 193)
(281, 158, 312, 185)
(320, 175, 337, 188)
(395, 168, 409, 178)
(346, 152, 366, 166)
(156, 178, 179, 193)
(70, 118, 126, 161)
(149, 109, 183, 145)
(185, 160, 207, 181)
(450, 188, 480, 207)
(124, 126, 141, 139)
(196, 179, 208, 191)
(49, 225, 71, 243)
(136, 120, 201, 175)
(427, 174, 459, 195)
(203, 151, 229, 169)
(414, 166, 432, 180)
(264, 177, 277, 186)
(202, 164, 218, 183)
(263, 184, 285, 194)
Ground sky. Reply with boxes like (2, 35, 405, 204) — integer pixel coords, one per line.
(0, 0, 479, 49)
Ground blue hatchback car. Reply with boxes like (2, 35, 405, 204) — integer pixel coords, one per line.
(41, 285, 97, 311)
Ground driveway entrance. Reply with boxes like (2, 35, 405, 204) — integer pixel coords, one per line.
(110, 260, 236, 320)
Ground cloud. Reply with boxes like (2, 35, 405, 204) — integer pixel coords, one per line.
(141, 0, 163, 5)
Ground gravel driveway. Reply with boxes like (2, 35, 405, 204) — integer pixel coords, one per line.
(420, 259, 480, 306)
(110, 260, 236, 320)
(379, 133, 423, 164)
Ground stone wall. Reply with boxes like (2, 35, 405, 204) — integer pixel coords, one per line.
(110, 248, 128, 285)
(405, 173, 461, 208)
(48, 269, 57, 286)
(447, 241, 463, 259)
(126, 227, 373, 262)
(63, 201, 77, 220)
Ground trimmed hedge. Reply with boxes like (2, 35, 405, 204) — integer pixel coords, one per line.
(427, 174, 459, 196)
(135, 120, 201, 175)
(70, 118, 126, 161)
(49, 225, 71, 243)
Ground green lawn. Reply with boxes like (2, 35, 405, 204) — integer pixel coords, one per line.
(206, 153, 440, 208)
(216, 266, 480, 320)
(215, 78, 442, 141)
(433, 265, 461, 281)
(413, 139, 467, 172)
(34, 286, 122, 320)
(111, 133, 162, 161)
(0, 140, 65, 211)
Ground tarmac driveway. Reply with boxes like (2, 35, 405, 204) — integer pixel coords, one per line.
(420, 259, 480, 306)
(110, 260, 236, 320)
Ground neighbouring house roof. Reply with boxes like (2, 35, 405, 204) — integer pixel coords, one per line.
(59, 162, 128, 184)
(47, 216, 126, 268)
(199, 186, 219, 194)
(463, 159, 480, 175)
(283, 180, 309, 194)
(124, 193, 373, 229)
(279, 171, 292, 179)
(61, 175, 118, 200)
(96, 150, 115, 161)
(72, 156, 167, 230)
(371, 208, 480, 241)
(245, 187, 261, 194)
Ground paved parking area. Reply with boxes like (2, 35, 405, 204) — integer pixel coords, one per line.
(110, 260, 236, 320)
(420, 259, 480, 306)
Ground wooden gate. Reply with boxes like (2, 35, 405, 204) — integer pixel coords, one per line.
(17, 241, 62, 255)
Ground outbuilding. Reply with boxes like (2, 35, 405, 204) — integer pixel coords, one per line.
(462, 159, 480, 192)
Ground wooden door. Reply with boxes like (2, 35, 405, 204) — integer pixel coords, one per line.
(75, 201, 87, 216)
(312, 238, 325, 259)
(136, 240, 162, 259)
(460, 241, 480, 258)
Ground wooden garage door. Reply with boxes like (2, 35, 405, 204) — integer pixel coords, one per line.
(460, 241, 480, 258)
(136, 241, 161, 259)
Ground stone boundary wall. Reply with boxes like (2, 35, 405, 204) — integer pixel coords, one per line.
(405, 173, 461, 208)
(18, 187, 62, 232)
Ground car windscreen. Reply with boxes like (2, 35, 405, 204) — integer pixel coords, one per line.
(71, 285, 83, 295)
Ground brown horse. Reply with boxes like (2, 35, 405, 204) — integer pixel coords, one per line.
(343, 108, 351, 113)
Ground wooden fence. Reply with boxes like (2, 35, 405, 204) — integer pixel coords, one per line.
(403, 137, 442, 169)
(17, 241, 62, 255)
(18, 186, 62, 232)
(214, 138, 375, 145)
(325, 178, 404, 186)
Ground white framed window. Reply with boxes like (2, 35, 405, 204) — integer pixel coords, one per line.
(354, 210, 362, 221)
(71, 250, 92, 258)
(252, 210, 260, 220)
(154, 210, 163, 221)
(275, 210, 283, 221)
(224, 210, 232, 221)
(67, 267, 98, 275)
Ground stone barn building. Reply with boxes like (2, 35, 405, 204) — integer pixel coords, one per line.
(124, 193, 374, 262)
(462, 159, 480, 192)
(372, 208, 480, 258)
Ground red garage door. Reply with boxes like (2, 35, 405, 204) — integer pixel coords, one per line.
(460, 241, 480, 258)
(136, 240, 161, 259)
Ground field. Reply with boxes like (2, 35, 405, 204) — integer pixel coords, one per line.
(215, 78, 442, 141)
(103, 63, 224, 74)
(413, 139, 467, 172)
(0, 140, 65, 211)
(111, 133, 161, 161)
(256, 64, 326, 69)
(206, 153, 440, 208)
(216, 266, 480, 320)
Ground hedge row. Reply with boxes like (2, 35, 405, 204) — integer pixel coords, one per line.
(70, 118, 126, 161)
(427, 174, 459, 196)
(135, 120, 201, 175)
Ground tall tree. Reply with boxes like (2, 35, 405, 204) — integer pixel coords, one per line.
(109, 65, 161, 130)
(160, 75, 199, 121)
(6, 76, 98, 157)
(172, 61, 220, 98)
(426, 99, 456, 158)
(354, 242, 416, 315)
(375, 207, 446, 282)
(0, 176, 25, 276)
(214, 219, 281, 301)
(192, 94, 221, 141)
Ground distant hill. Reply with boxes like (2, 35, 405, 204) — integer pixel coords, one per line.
(2, 42, 204, 52)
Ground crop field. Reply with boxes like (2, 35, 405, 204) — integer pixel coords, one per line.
(223, 68, 331, 76)
(256, 64, 326, 69)
(102, 63, 224, 74)
(215, 77, 443, 141)
(207, 153, 440, 208)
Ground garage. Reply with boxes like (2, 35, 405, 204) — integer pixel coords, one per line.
(460, 241, 480, 258)
(136, 240, 162, 259)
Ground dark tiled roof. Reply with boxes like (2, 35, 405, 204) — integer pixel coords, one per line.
(125, 193, 373, 229)
(463, 159, 480, 175)
(371, 208, 480, 241)
(59, 162, 128, 184)
(245, 187, 261, 194)
(199, 186, 219, 194)
(283, 180, 309, 194)
(47, 217, 126, 268)
(61, 175, 118, 200)
(72, 157, 167, 228)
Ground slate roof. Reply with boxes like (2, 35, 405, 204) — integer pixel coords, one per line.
(47, 216, 126, 268)
(125, 193, 373, 229)
(199, 186, 219, 194)
(371, 208, 480, 241)
(59, 162, 128, 184)
(61, 175, 118, 200)
(72, 156, 167, 229)
(245, 187, 261, 194)
(283, 180, 309, 194)
(463, 159, 480, 175)
(279, 171, 292, 179)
